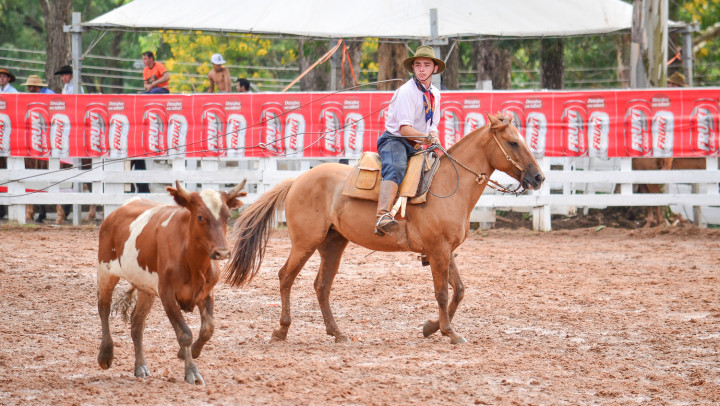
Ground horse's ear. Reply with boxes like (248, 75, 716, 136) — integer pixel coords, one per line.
(486, 112, 499, 127)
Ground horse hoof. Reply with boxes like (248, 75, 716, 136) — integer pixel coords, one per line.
(98, 355, 113, 370)
(423, 320, 439, 338)
(335, 335, 350, 344)
(451, 336, 467, 345)
(98, 346, 114, 369)
(271, 329, 287, 342)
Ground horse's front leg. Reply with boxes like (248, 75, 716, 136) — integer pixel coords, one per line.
(423, 254, 465, 338)
(160, 288, 204, 385)
(427, 252, 466, 344)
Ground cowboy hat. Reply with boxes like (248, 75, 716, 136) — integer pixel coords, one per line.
(22, 75, 47, 87)
(54, 65, 73, 75)
(211, 53, 226, 65)
(667, 72, 687, 87)
(402, 45, 445, 74)
(0, 68, 16, 83)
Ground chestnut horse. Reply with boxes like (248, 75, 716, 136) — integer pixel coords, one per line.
(226, 113, 545, 344)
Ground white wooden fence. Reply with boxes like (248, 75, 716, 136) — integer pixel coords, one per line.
(1, 156, 718, 230)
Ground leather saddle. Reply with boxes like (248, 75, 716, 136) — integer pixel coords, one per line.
(341, 147, 441, 205)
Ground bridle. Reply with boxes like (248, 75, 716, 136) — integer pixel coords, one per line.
(439, 129, 526, 196)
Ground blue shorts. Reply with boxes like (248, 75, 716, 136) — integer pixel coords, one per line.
(377, 131, 417, 185)
(143, 87, 170, 94)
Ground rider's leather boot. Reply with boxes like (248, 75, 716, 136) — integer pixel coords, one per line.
(374, 180, 399, 236)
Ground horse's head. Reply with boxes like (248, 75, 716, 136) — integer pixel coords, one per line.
(485, 112, 545, 190)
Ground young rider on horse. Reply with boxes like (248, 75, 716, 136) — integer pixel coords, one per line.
(374, 45, 444, 236)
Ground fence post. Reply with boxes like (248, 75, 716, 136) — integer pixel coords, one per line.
(7, 158, 26, 224)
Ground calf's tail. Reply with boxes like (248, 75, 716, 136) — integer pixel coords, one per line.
(110, 287, 137, 323)
(225, 178, 294, 287)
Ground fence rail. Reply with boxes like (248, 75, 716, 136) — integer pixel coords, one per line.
(1, 156, 718, 229)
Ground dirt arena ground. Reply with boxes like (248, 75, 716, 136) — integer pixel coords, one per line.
(0, 221, 719, 405)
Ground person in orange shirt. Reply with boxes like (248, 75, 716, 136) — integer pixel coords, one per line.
(141, 51, 170, 94)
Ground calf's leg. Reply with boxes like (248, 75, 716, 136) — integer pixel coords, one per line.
(160, 288, 204, 385)
(177, 294, 215, 360)
(97, 268, 120, 369)
(131, 290, 156, 378)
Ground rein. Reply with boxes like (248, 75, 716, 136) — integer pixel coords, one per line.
(439, 131, 526, 196)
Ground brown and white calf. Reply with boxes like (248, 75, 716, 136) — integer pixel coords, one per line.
(96, 180, 246, 385)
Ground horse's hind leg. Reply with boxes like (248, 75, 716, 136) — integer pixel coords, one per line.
(97, 266, 120, 369)
(272, 246, 315, 341)
(423, 255, 465, 338)
(314, 229, 350, 343)
(130, 290, 156, 378)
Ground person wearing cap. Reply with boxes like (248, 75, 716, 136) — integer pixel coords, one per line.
(237, 77, 251, 93)
(0, 68, 18, 93)
(373, 45, 443, 237)
(141, 51, 170, 94)
(22, 75, 55, 94)
(667, 71, 687, 88)
(54, 65, 84, 94)
(207, 53, 232, 93)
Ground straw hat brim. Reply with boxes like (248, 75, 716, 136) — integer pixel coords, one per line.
(22, 76, 47, 87)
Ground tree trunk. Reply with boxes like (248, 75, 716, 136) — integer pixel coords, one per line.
(39, 0, 72, 93)
(630, 0, 668, 88)
(297, 39, 330, 91)
(440, 42, 459, 90)
(377, 41, 406, 91)
(540, 38, 564, 89)
(473, 40, 511, 89)
(334, 40, 363, 90)
(615, 33, 631, 87)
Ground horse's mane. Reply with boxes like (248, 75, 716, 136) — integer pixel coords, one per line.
(445, 113, 512, 154)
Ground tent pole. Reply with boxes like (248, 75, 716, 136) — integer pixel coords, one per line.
(330, 38, 338, 91)
(681, 23, 697, 86)
(64, 12, 85, 94)
(424, 8, 447, 89)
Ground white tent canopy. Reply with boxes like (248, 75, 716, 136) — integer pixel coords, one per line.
(82, 0, 657, 39)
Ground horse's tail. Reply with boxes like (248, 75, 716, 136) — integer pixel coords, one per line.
(111, 287, 137, 323)
(225, 178, 294, 287)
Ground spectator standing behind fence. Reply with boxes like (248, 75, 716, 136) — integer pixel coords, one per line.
(22, 75, 55, 94)
(0, 68, 18, 93)
(54, 65, 84, 94)
(667, 72, 687, 88)
(208, 53, 232, 93)
(141, 51, 170, 94)
(237, 77, 251, 93)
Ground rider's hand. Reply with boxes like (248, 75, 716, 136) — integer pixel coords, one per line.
(424, 131, 439, 145)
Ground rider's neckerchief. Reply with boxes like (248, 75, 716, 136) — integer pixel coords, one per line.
(413, 75, 435, 126)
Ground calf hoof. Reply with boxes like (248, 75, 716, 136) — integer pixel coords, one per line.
(422, 320, 439, 338)
(271, 329, 287, 342)
(334, 334, 350, 344)
(185, 366, 205, 385)
(134, 365, 151, 378)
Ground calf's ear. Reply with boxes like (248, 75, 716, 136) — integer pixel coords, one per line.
(225, 179, 247, 209)
(167, 180, 192, 208)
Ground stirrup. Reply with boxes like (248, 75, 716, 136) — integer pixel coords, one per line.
(374, 213, 398, 236)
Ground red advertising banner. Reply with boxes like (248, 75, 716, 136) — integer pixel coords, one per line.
(1, 89, 719, 159)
